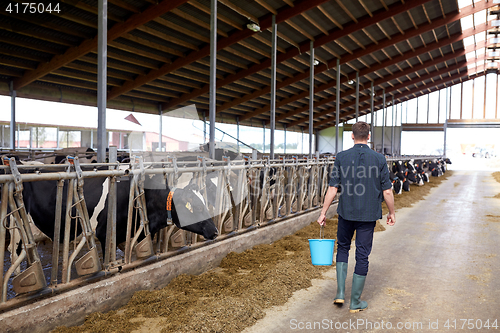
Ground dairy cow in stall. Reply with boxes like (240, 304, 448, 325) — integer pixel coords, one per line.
(405, 160, 424, 186)
(413, 160, 430, 182)
(95, 173, 218, 258)
(20, 166, 218, 263)
(392, 161, 410, 191)
(427, 160, 443, 177)
(389, 171, 403, 195)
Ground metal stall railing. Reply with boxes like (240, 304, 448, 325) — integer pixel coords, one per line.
(0, 154, 335, 307)
(0, 153, 444, 307)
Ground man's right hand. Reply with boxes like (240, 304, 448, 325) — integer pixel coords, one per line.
(386, 213, 396, 226)
(317, 213, 326, 226)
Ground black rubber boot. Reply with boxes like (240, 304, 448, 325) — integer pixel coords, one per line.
(349, 273, 368, 313)
(334, 262, 348, 304)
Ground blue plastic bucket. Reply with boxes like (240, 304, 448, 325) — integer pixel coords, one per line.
(308, 239, 335, 266)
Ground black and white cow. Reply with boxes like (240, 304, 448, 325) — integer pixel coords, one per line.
(405, 160, 424, 186)
(427, 160, 442, 177)
(414, 160, 430, 183)
(95, 173, 218, 257)
(389, 171, 402, 195)
(438, 158, 448, 174)
(21, 168, 218, 261)
(392, 161, 410, 192)
(22, 174, 105, 243)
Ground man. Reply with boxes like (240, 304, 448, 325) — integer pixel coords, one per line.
(317, 121, 396, 313)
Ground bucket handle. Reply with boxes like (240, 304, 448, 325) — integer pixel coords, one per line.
(320, 225, 324, 239)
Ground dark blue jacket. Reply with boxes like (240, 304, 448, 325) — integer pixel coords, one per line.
(329, 144, 392, 221)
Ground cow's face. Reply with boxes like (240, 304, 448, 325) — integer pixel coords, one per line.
(393, 179, 402, 195)
(406, 172, 417, 183)
(407, 159, 415, 172)
(173, 187, 218, 240)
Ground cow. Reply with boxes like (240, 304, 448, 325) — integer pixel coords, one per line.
(95, 173, 218, 258)
(428, 160, 442, 177)
(389, 171, 402, 195)
(439, 158, 448, 174)
(405, 160, 424, 186)
(19, 165, 218, 264)
(414, 160, 430, 182)
(392, 161, 410, 191)
(21, 171, 105, 243)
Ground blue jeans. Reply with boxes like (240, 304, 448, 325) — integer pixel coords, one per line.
(336, 215, 376, 276)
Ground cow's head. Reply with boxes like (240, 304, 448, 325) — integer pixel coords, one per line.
(393, 179, 402, 195)
(172, 185, 218, 241)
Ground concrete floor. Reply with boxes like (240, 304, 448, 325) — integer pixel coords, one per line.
(243, 170, 500, 333)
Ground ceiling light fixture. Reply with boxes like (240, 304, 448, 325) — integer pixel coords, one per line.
(247, 23, 261, 32)
(348, 79, 355, 85)
(313, 59, 320, 66)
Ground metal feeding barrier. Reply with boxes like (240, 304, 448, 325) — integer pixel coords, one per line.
(0, 153, 444, 307)
(0, 154, 336, 306)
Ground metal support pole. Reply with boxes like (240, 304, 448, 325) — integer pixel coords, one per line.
(29, 127, 33, 149)
(484, 73, 487, 119)
(270, 15, 277, 159)
(355, 71, 359, 122)
(301, 127, 304, 154)
(496, 74, 499, 119)
(10, 81, 15, 150)
(56, 127, 60, 149)
(158, 105, 162, 152)
(335, 59, 340, 154)
(97, 0, 107, 163)
(406, 100, 408, 123)
(283, 124, 286, 155)
(203, 112, 206, 144)
(427, 93, 430, 123)
(437, 89, 441, 123)
(449, 84, 452, 119)
(382, 89, 386, 155)
(236, 116, 240, 153)
(309, 41, 314, 159)
(395, 102, 399, 155)
(370, 81, 374, 148)
(391, 95, 394, 156)
(315, 129, 319, 155)
(416, 96, 419, 123)
(209, 0, 217, 159)
(444, 86, 449, 158)
(460, 82, 463, 119)
(262, 121, 266, 154)
(471, 77, 475, 119)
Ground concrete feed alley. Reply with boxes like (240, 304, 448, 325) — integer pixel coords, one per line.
(244, 171, 500, 333)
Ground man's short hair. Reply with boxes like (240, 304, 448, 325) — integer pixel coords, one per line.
(352, 121, 370, 140)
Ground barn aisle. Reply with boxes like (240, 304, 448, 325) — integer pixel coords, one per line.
(244, 171, 500, 333)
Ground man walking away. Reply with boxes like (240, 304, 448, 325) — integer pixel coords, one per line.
(317, 121, 396, 313)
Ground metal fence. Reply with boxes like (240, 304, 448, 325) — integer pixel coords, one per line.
(0, 153, 443, 307)
(0, 154, 337, 306)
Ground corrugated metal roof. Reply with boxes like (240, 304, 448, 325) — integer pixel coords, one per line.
(0, 0, 493, 131)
